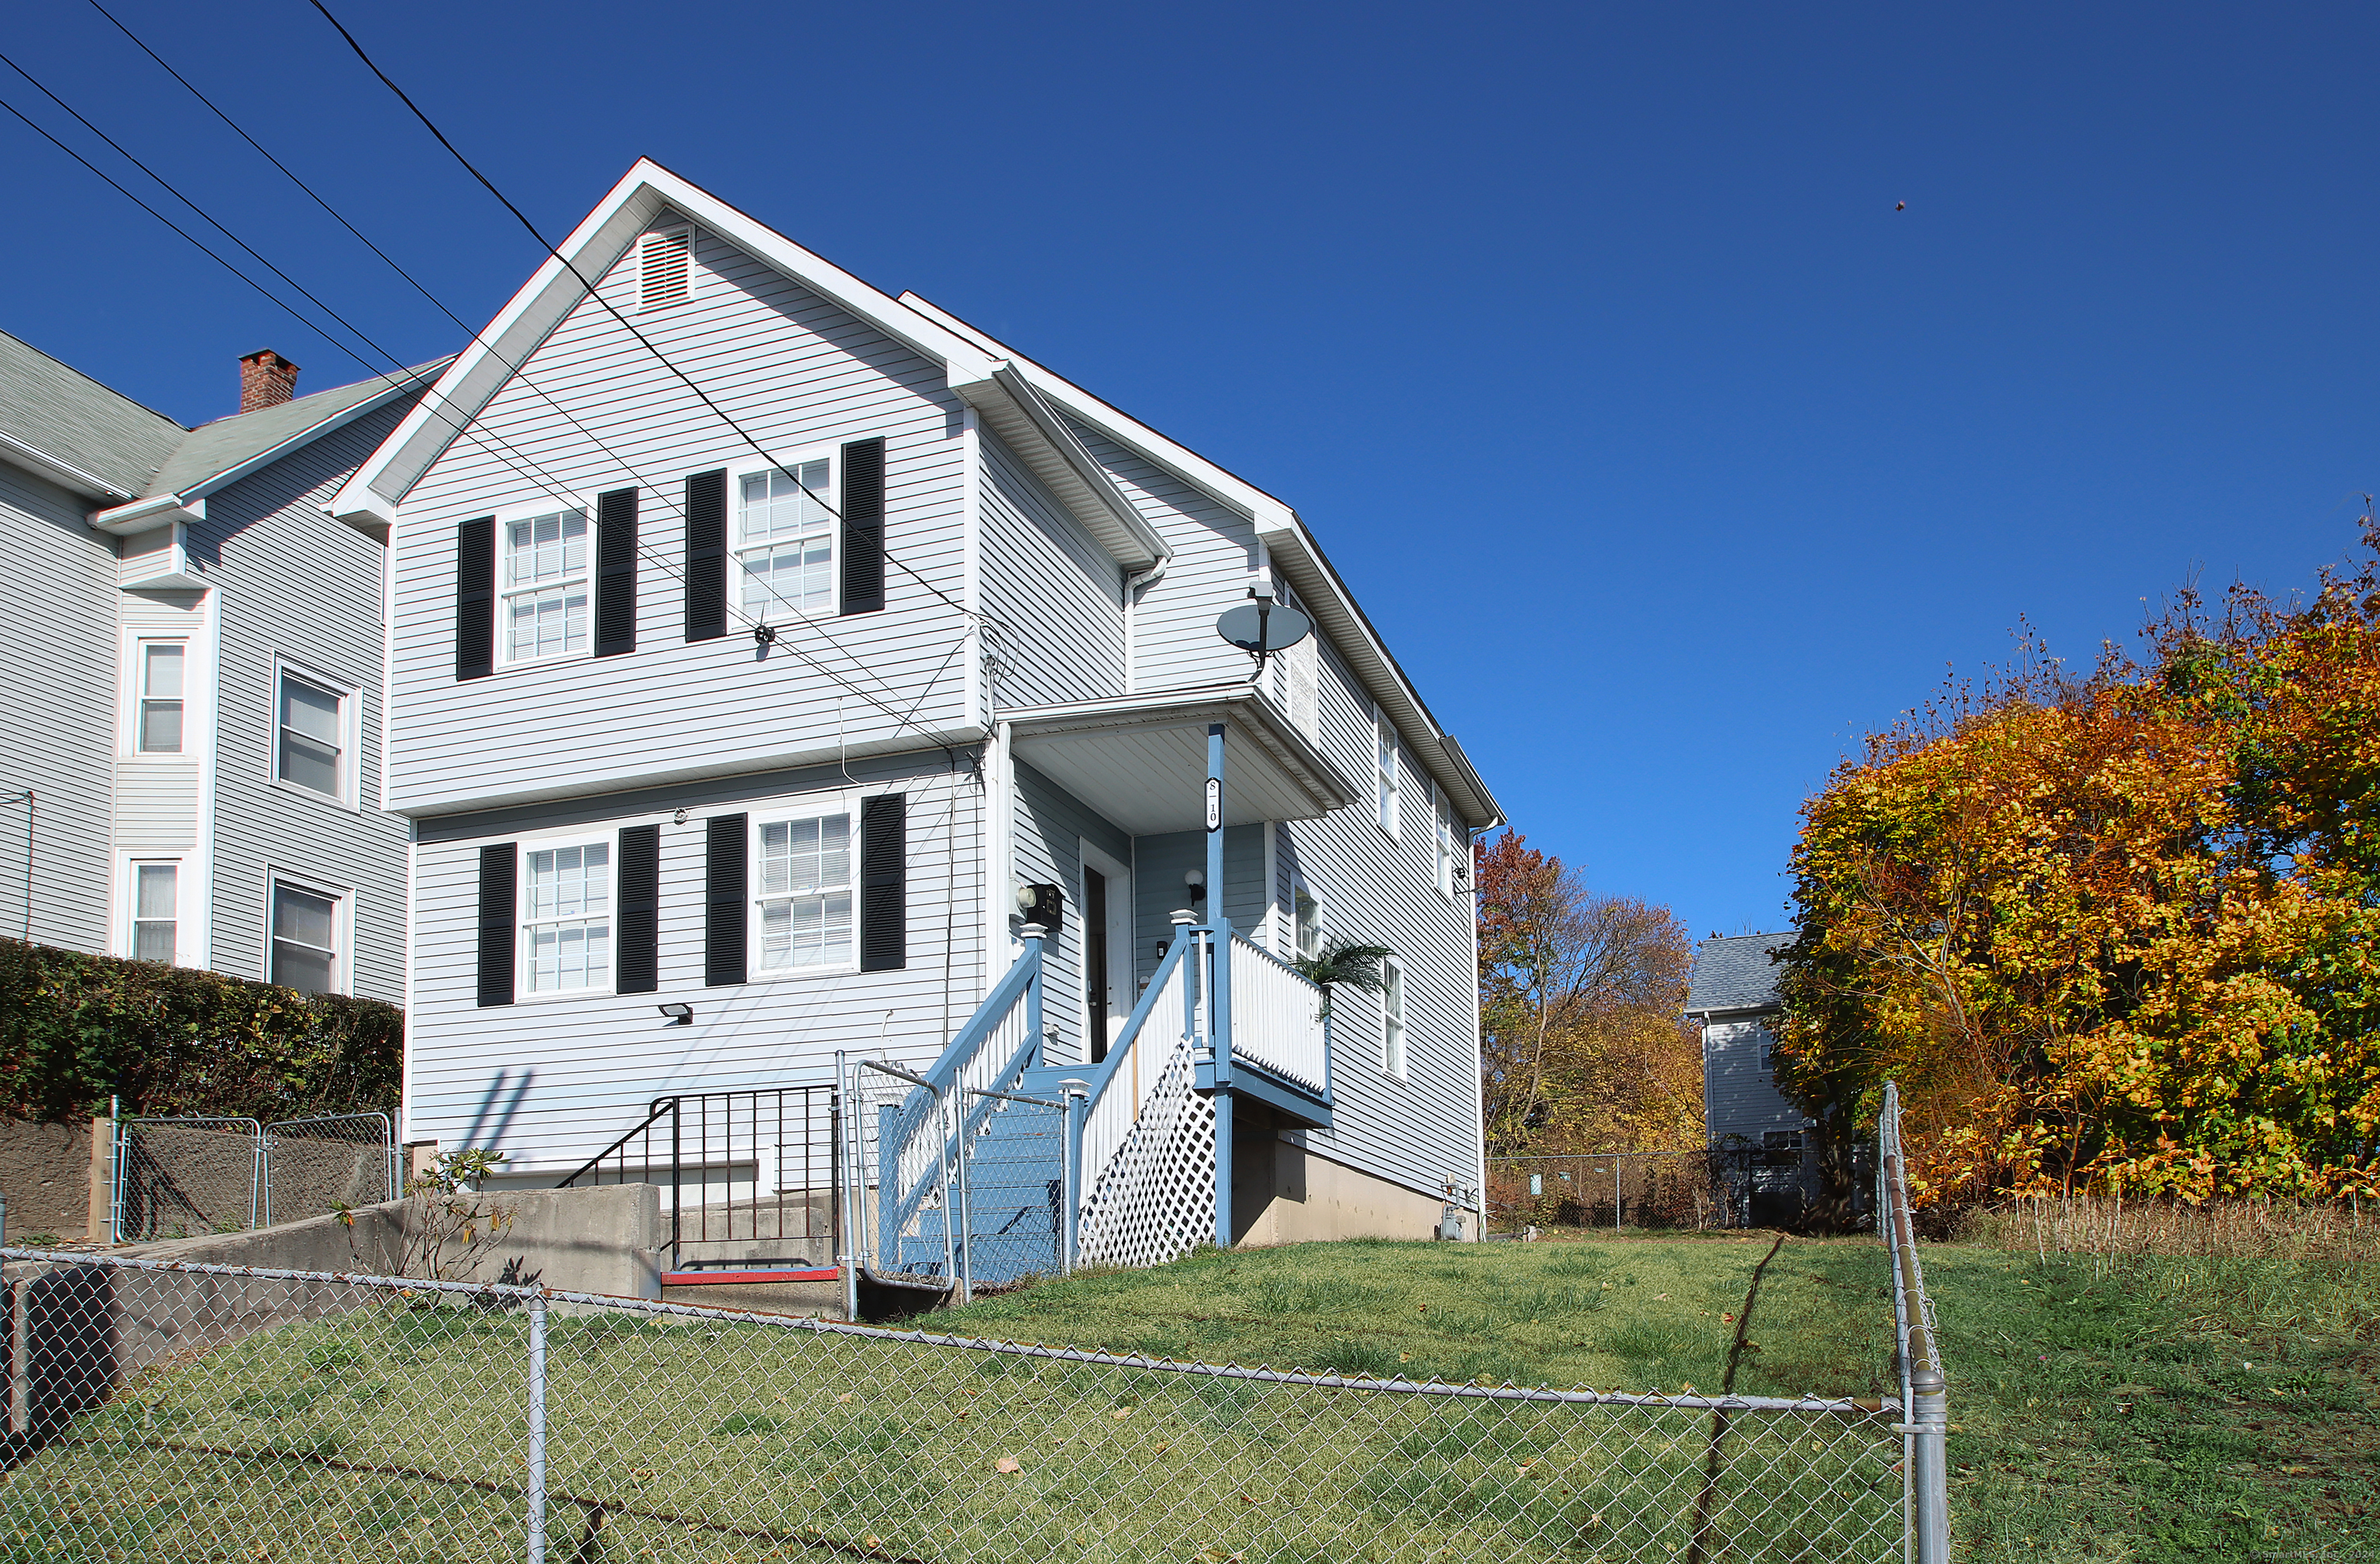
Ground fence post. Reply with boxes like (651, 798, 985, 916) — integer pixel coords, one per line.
(1060, 1079, 1089, 1274)
(525, 1295, 548, 1564)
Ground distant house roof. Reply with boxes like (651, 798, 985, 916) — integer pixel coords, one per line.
(0, 330, 185, 498)
(139, 360, 449, 501)
(1685, 933, 1793, 1015)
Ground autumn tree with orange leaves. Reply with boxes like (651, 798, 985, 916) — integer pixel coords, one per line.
(1776, 521, 2380, 1209)
(1475, 832, 1701, 1155)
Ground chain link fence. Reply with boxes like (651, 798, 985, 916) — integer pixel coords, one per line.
(112, 1113, 399, 1243)
(263, 1113, 400, 1228)
(0, 1245, 1907, 1562)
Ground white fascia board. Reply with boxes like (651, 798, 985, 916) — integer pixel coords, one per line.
(2, 431, 135, 501)
(949, 364, 1166, 570)
(1001, 682, 1355, 816)
(335, 158, 997, 522)
(898, 291, 1502, 830)
(91, 492, 202, 535)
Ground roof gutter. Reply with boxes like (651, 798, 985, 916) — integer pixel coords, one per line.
(89, 491, 201, 535)
(0, 430, 135, 501)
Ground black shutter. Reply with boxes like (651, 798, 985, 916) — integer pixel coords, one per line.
(617, 823, 660, 994)
(705, 813, 748, 986)
(861, 793, 906, 972)
(595, 486, 638, 657)
(840, 437, 884, 615)
(476, 844, 516, 1007)
(456, 517, 497, 680)
(685, 468, 728, 641)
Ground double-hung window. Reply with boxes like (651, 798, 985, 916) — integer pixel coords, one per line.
(1433, 787, 1461, 895)
(755, 809, 853, 972)
(737, 458, 834, 623)
(270, 878, 342, 995)
(1374, 710, 1400, 837)
(522, 841, 610, 993)
(276, 669, 346, 801)
(136, 642, 185, 753)
(131, 861, 178, 963)
(1292, 875, 1322, 962)
(503, 507, 590, 663)
(1380, 954, 1408, 1079)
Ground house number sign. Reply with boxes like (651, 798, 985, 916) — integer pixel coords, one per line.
(1204, 779, 1221, 831)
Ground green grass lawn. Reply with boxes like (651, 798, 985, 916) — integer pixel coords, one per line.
(1917, 1243, 2378, 1562)
(0, 1236, 1904, 1563)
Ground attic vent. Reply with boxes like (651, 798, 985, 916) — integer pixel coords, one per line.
(638, 229, 690, 311)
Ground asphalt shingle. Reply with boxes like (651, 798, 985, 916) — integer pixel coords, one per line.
(1684, 932, 1792, 1014)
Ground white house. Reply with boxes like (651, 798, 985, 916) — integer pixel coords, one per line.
(0, 332, 437, 1002)
(337, 160, 1502, 1286)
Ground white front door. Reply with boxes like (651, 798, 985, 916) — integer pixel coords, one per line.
(1079, 841, 1133, 1064)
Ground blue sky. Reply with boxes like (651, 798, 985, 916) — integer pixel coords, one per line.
(5, 2, 2373, 940)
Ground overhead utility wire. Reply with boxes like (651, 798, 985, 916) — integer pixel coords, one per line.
(0, 67, 932, 739)
(8, 36, 935, 738)
(304, 0, 980, 628)
(80, 0, 975, 727)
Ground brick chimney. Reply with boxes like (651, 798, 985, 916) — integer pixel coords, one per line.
(238, 349, 299, 414)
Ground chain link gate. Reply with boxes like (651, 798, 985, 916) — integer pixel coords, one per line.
(262, 1112, 399, 1227)
(109, 1117, 263, 1243)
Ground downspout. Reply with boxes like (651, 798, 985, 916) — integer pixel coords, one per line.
(1121, 555, 1165, 696)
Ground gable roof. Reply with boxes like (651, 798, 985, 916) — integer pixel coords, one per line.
(1685, 933, 1793, 1015)
(0, 329, 185, 499)
(333, 158, 1504, 831)
(138, 359, 450, 503)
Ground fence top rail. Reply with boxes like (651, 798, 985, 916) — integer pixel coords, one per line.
(0, 1243, 1897, 1418)
(264, 1110, 393, 1133)
(964, 1086, 1066, 1110)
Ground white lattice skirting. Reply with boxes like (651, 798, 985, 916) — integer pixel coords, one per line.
(1075, 1036, 1218, 1270)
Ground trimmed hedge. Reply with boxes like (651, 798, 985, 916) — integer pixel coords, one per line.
(0, 938, 401, 1122)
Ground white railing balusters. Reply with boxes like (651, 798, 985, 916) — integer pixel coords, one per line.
(1226, 934, 1328, 1094)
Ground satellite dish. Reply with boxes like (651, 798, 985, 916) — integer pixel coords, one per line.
(1216, 600, 1312, 657)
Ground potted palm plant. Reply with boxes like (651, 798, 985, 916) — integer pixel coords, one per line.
(1289, 935, 1395, 1021)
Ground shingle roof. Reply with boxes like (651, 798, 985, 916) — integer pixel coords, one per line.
(0, 330, 185, 497)
(141, 361, 448, 499)
(1684, 933, 1793, 1014)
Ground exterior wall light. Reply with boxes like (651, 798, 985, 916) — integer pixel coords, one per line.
(658, 1003, 693, 1026)
(1184, 867, 1205, 906)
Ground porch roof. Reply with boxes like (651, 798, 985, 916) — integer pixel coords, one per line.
(1004, 685, 1355, 837)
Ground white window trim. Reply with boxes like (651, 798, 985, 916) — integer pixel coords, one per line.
(1373, 705, 1401, 840)
(1379, 953, 1408, 1081)
(514, 830, 616, 1002)
(493, 494, 595, 669)
(1432, 784, 1461, 899)
(122, 634, 202, 760)
(265, 870, 351, 997)
(729, 447, 841, 625)
(747, 793, 862, 982)
(1291, 871, 1324, 963)
(116, 854, 187, 966)
(270, 655, 362, 810)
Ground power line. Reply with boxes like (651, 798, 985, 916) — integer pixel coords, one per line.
(74, 0, 969, 729)
(304, 0, 979, 627)
(3, 29, 954, 739)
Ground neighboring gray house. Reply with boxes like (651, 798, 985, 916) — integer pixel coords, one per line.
(0, 332, 439, 1003)
(337, 160, 1504, 1269)
(1685, 933, 1811, 1149)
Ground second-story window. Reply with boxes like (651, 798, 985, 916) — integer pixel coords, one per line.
(504, 507, 590, 663)
(137, 642, 185, 753)
(1374, 709, 1401, 837)
(522, 840, 610, 993)
(277, 671, 346, 800)
(738, 458, 834, 622)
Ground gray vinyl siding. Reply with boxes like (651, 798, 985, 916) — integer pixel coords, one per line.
(0, 459, 116, 952)
(1009, 761, 1130, 1069)
(1064, 421, 1257, 695)
(1131, 827, 1266, 987)
(1264, 632, 1478, 1203)
(978, 431, 1123, 710)
(1700, 1016, 1811, 1142)
(405, 751, 982, 1173)
(112, 590, 205, 961)
(193, 401, 412, 1004)
(386, 226, 972, 816)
